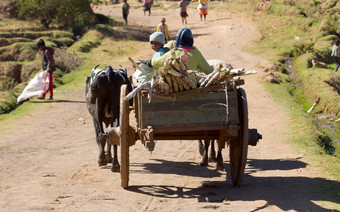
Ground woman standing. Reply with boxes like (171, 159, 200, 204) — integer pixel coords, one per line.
(198, 0, 208, 21)
(143, 0, 152, 16)
(156, 18, 170, 42)
(331, 39, 340, 72)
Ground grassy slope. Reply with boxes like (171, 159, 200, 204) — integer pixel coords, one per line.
(0, 16, 77, 114)
(207, 0, 340, 209)
(0, 15, 146, 134)
(212, 0, 340, 149)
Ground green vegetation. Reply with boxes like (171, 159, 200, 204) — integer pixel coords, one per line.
(213, 2, 340, 207)
(218, 0, 340, 157)
(69, 30, 102, 53)
(14, 0, 95, 33)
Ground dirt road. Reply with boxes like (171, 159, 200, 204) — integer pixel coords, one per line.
(0, 3, 337, 211)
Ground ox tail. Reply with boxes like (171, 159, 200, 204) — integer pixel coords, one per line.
(106, 67, 119, 127)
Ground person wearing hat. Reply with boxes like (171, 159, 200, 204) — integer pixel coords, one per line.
(157, 18, 170, 42)
(36, 39, 56, 100)
(151, 27, 213, 84)
(133, 32, 170, 83)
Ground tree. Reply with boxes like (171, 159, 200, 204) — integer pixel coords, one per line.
(14, 0, 95, 33)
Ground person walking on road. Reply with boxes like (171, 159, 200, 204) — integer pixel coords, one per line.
(179, 0, 189, 25)
(331, 39, 340, 72)
(36, 39, 56, 100)
(157, 18, 170, 42)
(122, 0, 130, 25)
(143, 0, 152, 16)
(198, 0, 208, 21)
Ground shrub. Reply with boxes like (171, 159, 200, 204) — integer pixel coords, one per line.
(69, 30, 102, 53)
(53, 47, 82, 73)
(14, 0, 96, 34)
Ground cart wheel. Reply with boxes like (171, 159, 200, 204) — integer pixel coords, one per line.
(229, 88, 248, 187)
(120, 84, 129, 188)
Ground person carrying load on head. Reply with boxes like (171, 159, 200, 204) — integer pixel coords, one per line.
(198, 0, 208, 21)
(151, 27, 213, 84)
(133, 32, 170, 83)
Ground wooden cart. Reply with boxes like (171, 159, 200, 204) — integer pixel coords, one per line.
(108, 81, 261, 189)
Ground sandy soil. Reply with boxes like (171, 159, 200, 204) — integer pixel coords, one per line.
(0, 3, 336, 212)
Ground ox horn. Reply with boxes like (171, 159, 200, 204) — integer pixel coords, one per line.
(92, 64, 100, 72)
(120, 65, 127, 72)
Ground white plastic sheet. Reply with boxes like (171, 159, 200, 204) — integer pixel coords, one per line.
(17, 71, 50, 103)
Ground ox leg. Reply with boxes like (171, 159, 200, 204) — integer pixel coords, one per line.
(96, 99, 108, 166)
(94, 118, 107, 166)
(216, 146, 224, 171)
(200, 140, 210, 167)
(198, 140, 204, 156)
(111, 144, 120, 172)
(105, 143, 113, 163)
(209, 140, 217, 162)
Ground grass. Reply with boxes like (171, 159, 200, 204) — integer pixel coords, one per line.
(60, 38, 143, 90)
(263, 80, 340, 209)
(0, 23, 147, 133)
(218, 0, 340, 155)
(0, 17, 41, 30)
(68, 30, 102, 53)
(213, 0, 340, 209)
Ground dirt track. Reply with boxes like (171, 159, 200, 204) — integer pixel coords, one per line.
(0, 3, 338, 212)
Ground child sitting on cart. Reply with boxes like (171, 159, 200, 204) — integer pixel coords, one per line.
(133, 32, 170, 83)
(151, 27, 213, 84)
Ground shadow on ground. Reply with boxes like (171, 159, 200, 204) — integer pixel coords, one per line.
(30, 100, 86, 104)
(127, 158, 339, 211)
(131, 159, 222, 178)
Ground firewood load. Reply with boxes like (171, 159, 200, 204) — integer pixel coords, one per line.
(126, 50, 257, 102)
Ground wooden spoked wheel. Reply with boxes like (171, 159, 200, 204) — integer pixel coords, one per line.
(229, 88, 249, 187)
(120, 84, 130, 188)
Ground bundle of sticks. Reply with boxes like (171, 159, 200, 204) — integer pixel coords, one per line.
(198, 65, 257, 87)
(155, 49, 196, 94)
(126, 52, 256, 102)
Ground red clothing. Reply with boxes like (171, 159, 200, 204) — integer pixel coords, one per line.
(180, 47, 195, 63)
(42, 72, 53, 98)
(199, 8, 208, 16)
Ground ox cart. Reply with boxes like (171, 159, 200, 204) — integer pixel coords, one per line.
(108, 80, 261, 189)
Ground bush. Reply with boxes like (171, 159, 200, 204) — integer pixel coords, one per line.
(0, 42, 36, 62)
(14, 0, 96, 34)
(69, 30, 102, 53)
(53, 47, 82, 72)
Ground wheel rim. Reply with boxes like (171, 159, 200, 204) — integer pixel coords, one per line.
(229, 88, 248, 187)
(120, 84, 129, 188)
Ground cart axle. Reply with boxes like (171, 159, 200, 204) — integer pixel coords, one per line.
(248, 129, 262, 146)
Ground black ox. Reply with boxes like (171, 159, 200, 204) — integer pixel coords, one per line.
(85, 65, 132, 172)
